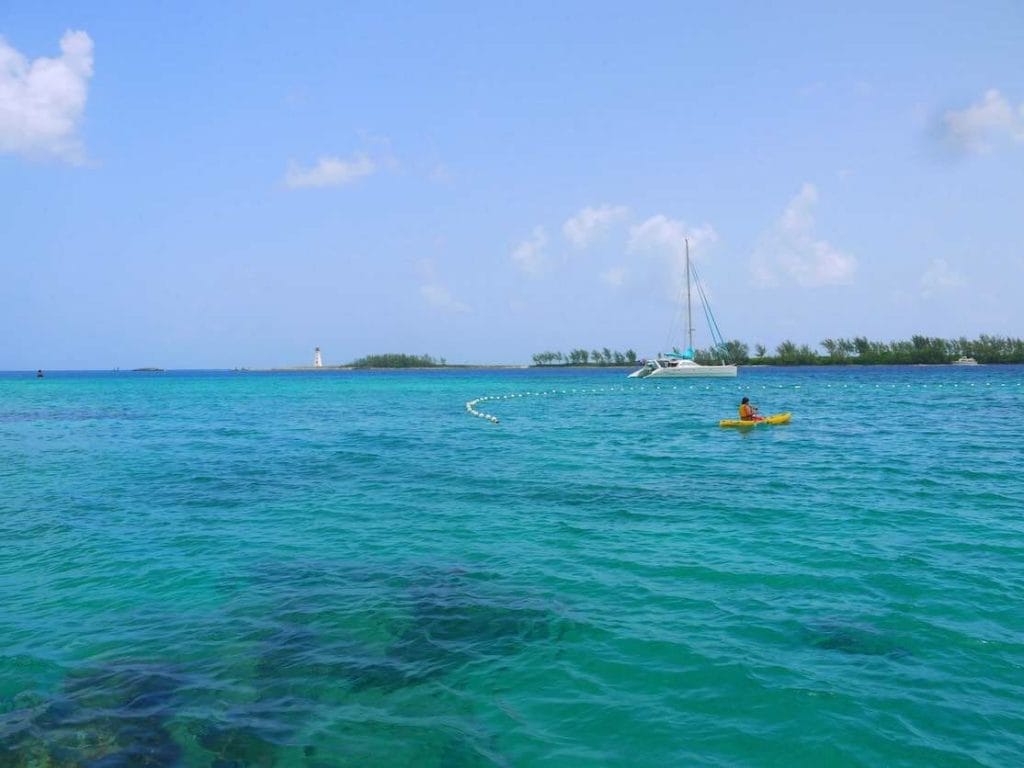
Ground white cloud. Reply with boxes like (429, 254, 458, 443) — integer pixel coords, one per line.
(920, 258, 964, 297)
(285, 153, 375, 188)
(943, 89, 1024, 154)
(623, 216, 718, 298)
(563, 204, 628, 248)
(751, 183, 856, 288)
(628, 215, 718, 255)
(420, 282, 470, 312)
(0, 30, 94, 163)
(510, 226, 548, 275)
(627, 215, 718, 273)
(629, 214, 685, 253)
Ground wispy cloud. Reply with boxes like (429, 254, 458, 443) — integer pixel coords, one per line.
(942, 89, 1024, 154)
(628, 215, 717, 264)
(285, 153, 375, 188)
(624, 215, 718, 297)
(418, 259, 470, 313)
(0, 30, 94, 163)
(563, 204, 628, 248)
(752, 183, 855, 288)
(510, 226, 548, 275)
(920, 257, 963, 297)
(420, 283, 470, 312)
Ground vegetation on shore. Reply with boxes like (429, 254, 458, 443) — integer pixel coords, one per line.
(532, 348, 638, 366)
(349, 353, 446, 368)
(532, 335, 1024, 366)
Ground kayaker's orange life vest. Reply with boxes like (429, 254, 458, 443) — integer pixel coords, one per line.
(739, 403, 755, 420)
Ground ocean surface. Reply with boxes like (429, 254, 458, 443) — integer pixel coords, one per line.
(1, 366, 1022, 767)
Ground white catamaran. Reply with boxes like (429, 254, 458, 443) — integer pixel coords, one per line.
(628, 238, 737, 378)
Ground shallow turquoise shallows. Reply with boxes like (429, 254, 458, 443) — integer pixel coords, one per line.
(2, 366, 1022, 767)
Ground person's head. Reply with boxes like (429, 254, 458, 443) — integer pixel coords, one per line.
(741, 397, 749, 404)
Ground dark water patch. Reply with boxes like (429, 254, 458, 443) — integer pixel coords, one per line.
(249, 624, 408, 697)
(63, 664, 181, 714)
(802, 620, 910, 659)
(402, 571, 560, 657)
(349, 568, 563, 694)
(0, 662, 184, 767)
(321, 719, 507, 768)
(224, 563, 533, 764)
(244, 630, 512, 765)
(192, 722, 279, 767)
(251, 630, 420, 696)
(243, 563, 566, 697)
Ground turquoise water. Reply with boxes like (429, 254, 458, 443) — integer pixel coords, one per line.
(2, 366, 1022, 766)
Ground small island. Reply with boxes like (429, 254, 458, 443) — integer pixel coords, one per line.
(349, 353, 446, 368)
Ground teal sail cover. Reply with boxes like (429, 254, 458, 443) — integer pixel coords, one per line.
(665, 347, 694, 360)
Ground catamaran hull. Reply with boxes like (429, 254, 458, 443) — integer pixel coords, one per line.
(629, 364, 737, 378)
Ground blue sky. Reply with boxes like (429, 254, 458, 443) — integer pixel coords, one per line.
(2, 1, 1022, 368)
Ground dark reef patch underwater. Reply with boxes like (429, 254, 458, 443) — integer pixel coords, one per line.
(1, 662, 183, 767)
(802, 619, 910, 659)
(0, 562, 566, 766)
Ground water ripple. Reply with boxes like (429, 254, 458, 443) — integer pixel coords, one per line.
(2, 367, 1023, 765)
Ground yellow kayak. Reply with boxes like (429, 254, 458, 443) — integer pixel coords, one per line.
(719, 412, 792, 428)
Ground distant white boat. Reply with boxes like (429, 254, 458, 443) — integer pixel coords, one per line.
(952, 356, 979, 366)
(629, 238, 737, 379)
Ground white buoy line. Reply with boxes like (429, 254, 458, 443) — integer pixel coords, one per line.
(464, 379, 1019, 425)
(465, 387, 632, 424)
(465, 396, 502, 423)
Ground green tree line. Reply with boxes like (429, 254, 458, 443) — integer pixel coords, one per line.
(532, 348, 639, 366)
(349, 353, 446, 368)
(688, 335, 1024, 365)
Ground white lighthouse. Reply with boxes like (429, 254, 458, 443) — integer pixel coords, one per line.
(313, 347, 323, 368)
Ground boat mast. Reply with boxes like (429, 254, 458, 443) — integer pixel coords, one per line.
(685, 238, 694, 354)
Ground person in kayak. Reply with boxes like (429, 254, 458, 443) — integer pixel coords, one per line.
(739, 397, 764, 421)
